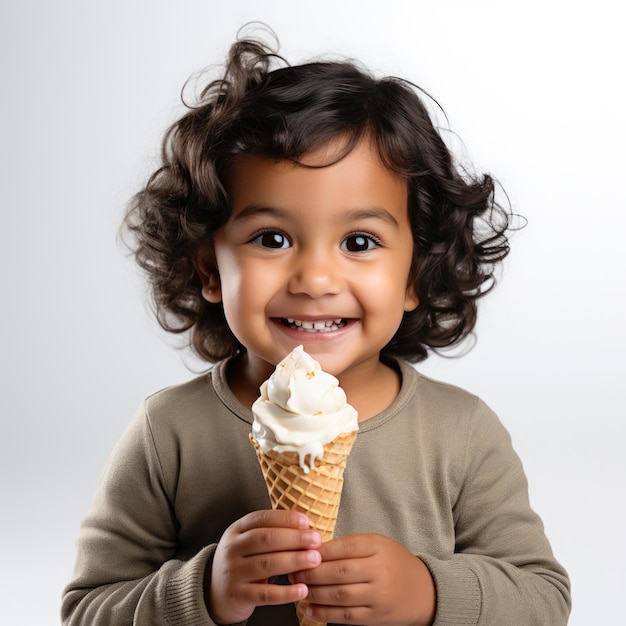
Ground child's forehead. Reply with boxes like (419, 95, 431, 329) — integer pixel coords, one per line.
(229, 138, 401, 183)
(225, 139, 409, 223)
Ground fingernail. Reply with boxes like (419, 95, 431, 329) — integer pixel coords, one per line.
(294, 584, 308, 600)
(304, 530, 321, 545)
(306, 550, 321, 565)
(296, 513, 310, 528)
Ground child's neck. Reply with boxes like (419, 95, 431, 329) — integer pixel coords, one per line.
(226, 353, 401, 422)
(339, 359, 401, 421)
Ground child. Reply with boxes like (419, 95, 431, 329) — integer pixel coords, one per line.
(62, 30, 571, 626)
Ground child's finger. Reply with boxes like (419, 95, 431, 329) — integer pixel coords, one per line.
(248, 581, 309, 608)
(303, 580, 369, 606)
(289, 555, 366, 586)
(238, 527, 322, 556)
(299, 600, 370, 626)
(246, 547, 322, 583)
(233, 509, 311, 533)
(317, 533, 376, 562)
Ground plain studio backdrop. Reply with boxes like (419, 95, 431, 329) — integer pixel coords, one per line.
(1, 1, 624, 624)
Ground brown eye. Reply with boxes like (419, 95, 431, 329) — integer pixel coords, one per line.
(252, 231, 291, 249)
(341, 233, 379, 252)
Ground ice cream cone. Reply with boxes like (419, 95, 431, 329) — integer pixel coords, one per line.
(248, 345, 359, 626)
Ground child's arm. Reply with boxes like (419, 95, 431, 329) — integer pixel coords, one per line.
(421, 401, 571, 624)
(61, 408, 196, 624)
(61, 399, 320, 625)
(292, 397, 571, 625)
(61, 406, 212, 625)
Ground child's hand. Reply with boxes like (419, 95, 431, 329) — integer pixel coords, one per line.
(290, 533, 436, 626)
(206, 510, 322, 625)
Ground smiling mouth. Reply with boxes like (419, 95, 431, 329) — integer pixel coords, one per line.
(280, 318, 348, 333)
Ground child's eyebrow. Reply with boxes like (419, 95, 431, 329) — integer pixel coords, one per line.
(232, 205, 400, 227)
(231, 205, 290, 223)
(343, 208, 400, 227)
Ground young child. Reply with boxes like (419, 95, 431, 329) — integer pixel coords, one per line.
(62, 31, 571, 626)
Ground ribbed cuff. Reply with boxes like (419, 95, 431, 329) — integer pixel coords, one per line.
(164, 546, 215, 626)
(418, 555, 481, 625)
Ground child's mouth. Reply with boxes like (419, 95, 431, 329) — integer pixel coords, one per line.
(280, 318, 347, 333)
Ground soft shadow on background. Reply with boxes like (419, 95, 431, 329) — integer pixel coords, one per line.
(1, 1, 624, 624)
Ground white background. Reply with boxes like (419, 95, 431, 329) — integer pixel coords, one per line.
(2, 1, 624, 624)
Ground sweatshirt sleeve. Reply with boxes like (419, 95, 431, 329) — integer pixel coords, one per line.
(418, 400, 571, 625)
(61, 404, 229, 626)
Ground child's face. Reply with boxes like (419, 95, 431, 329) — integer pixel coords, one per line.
(204, 139, 418, 384)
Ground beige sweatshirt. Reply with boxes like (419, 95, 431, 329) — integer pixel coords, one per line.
(62, 357, 571, 625)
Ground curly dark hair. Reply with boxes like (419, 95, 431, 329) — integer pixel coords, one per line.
(123, 31, 513, 364)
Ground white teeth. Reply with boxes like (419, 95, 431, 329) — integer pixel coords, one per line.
(283, 318, 346, 332)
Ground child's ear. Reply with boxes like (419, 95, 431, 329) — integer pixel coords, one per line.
(194, 244, 222, 304)
(404, 284, 419, 312)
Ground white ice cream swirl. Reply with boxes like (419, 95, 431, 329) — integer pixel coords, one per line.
(251, 345, 358, 473)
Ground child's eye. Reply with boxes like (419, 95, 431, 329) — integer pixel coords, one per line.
(341, 233, 381, 252)
(251, 230, 291, 249)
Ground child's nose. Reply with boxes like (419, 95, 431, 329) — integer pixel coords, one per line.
(287, 249, 343, 298)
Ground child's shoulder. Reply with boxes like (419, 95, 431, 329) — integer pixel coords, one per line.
(140, 365, 223, 428)
(145, 371, 213, 410)
(398, 359, 481, 408)
(396, 359, 498, 429)
(140, 358, 244, 428)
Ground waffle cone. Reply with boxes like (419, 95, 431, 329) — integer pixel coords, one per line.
(249, 430, 357, 626)
(249, 430, 356, 540)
